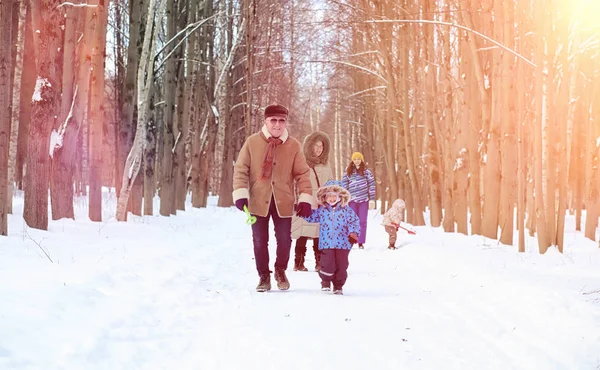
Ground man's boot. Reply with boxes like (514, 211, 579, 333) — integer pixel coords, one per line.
(274, 269, 290, 290)
(256, 273, 271, 292)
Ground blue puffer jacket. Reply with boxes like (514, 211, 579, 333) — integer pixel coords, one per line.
(301, 180, 360, 250)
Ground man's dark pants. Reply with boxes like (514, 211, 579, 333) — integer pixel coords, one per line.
(251, 198, 292, 276)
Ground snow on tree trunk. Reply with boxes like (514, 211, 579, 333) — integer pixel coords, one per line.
(116, 0, 161, 222)
(49, 5, 78, 221)
(23, 0, 62, 231)
(117, 0, 143, 201)
(7, 0, 25, 215)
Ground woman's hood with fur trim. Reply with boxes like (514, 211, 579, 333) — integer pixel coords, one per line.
(303, 131, 331, 167)
(316, 180, 350, 207)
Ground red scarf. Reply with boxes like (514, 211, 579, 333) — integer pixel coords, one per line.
(261, 134, 283, 179)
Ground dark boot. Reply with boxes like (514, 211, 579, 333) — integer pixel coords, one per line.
(256, 273, 271, 292)
(274, 269, 290, 290)
(293, 238, 308, 271)
(313, 240, 321, 272)
(388, 244, 397, 250)
(294, 254, 308, 271)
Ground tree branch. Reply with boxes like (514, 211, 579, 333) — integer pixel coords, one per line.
(57, 2, 98, 9)
(364, 19, 537, 68)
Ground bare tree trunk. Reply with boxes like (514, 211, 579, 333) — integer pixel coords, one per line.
(0, 0, 14, 235)
(217, 0, 234, 208)
(173, 4, 187, 211)
(88, 0, 108, 221)
(401, 26, 424, 225)
(116, 0, 160, 221)
(455, 35, 471, 235)
(244, 0, 254, 138)
(143, 83, 156, 215)
(460, 3, 488, 235)
(7, 0, 25, 214)
(49, 5, 77, 221)
(439, 15, 454, 233)
(533, 6, 550, 252)
(159, 0, 176, 216)
(499, 2, 516, 246)
(15, 4, 34, 191)
(572, 91, 584, 231)
(516, 0, 527, 252)
(555, 50, 576, 251)
(191, 115, 206, 207)
(24, 0, 62, 230)
(480, 9, 503, 240)
(117, 0, 143, 201)
(584, 83, 600, 240)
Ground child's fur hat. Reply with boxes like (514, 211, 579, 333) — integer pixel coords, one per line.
(316, 180, 351, 207)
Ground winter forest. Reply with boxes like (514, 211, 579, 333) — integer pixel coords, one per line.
(1, 0, 600, 368)
(0, 0, 598, 251)
(1, 0, 600, 252)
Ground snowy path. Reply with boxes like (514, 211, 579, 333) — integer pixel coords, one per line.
(1, 195, 600, 369)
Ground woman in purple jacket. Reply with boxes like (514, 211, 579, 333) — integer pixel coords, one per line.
(341, 152, 376, 249)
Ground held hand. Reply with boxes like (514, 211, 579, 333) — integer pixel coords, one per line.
(368, 200, 376, 210)
(391, 222, 399, 231)
(235, 198, 248, 212)
(348, 232, 358, 244)
(295, 202, 312, 218)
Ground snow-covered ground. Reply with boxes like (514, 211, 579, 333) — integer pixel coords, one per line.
(1, 191, 599, 369)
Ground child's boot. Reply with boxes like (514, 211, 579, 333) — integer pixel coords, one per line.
(388, 244, 397, 250)
(321, 281, 331, 291)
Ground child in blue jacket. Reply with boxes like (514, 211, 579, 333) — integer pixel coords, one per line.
(301, 180, 360, 294)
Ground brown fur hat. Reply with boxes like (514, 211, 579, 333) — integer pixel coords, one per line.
(303, 131, 331, 168)
(316, 180, 351, 207)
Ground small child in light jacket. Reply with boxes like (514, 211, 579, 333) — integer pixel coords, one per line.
(382, 199, 406, 249)
(301, 180, 360, 295)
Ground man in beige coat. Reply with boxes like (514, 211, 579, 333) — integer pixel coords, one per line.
(232, 104, 314, 292)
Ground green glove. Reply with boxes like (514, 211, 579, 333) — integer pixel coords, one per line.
(243, 205, 257, 225)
